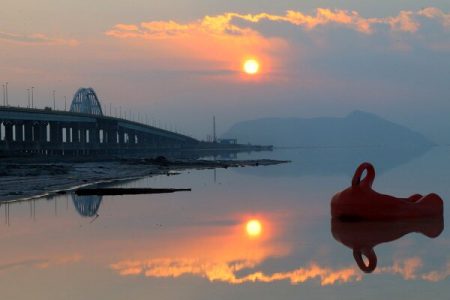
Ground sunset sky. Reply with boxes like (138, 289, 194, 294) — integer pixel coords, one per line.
(1, 0, 449, 141)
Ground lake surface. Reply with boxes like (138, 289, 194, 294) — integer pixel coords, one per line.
(1, 147, 450, 299)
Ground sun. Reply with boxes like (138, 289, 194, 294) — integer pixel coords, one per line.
(243, 59, 260, 75)
(246, 219, 262, 237)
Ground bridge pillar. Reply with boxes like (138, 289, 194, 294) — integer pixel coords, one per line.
(128, 130, 135, 146)
(90, 125, 99, 145)
(15, 123, 23, 142)
(50, 122, 62, 155)
(101, 129, 107, 144)
(106, 127, 117, 155)
(127, 130, 134, 146)
(123, 130, 128, 145)
(32, 123, 40, 143)
(79, 125, 89, 155)
(136, 133, 143, 147)
(41, 123, 48, 153)
(118, 127, 125, 144)
(4, 122, 13, 143)
(128, 130, 133, 146)
(32, 122, 48, 153)
(72, 124, 80, 144)
(133, 131, 138, 146)
(105, 128, 113, 145)
(50, 122, 62, 144)
(80, 126, 86, 144)
(67, 126, 73, 143)
(24, 121, 33, 143)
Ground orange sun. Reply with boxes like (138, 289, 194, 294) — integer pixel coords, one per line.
(246, 219, 262, 237)
(243, 59, 260, 75)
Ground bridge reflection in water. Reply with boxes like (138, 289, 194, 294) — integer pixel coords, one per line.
(71, 194, 103, 218)
(0, 192, 105, 224)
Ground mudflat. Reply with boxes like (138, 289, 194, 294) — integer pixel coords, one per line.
(0, 158, 288, 202)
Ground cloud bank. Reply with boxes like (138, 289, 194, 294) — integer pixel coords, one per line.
(111, 258, 361, 285)
(106, 7, 450, 40)
(104, 7, 450, 80)
(111, 256, 450, 285)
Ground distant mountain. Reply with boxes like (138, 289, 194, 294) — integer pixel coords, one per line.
(221, 111, 433, 147)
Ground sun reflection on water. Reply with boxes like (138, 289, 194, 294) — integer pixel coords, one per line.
(109, 213, 363, 285)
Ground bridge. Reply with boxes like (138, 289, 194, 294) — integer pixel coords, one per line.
(0, 87, 198, 157)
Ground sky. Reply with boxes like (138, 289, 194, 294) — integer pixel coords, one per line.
(1, 0, 450, 142)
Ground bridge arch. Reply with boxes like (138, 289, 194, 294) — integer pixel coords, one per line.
(70, 87, 103, 116)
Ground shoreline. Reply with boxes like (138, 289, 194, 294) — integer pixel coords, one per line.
(0, 158, 289, 203)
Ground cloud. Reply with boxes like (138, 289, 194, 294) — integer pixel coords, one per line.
(376, 257, 423, 280)
(419, 7, 450, 28)
(387, 11, 420, 33)
(106, 7, 450, 41)
(111, 255, 450, 285)
(0, 254, 82, 272)
(0, 259, 47, 272)
(34, 254, 82, 269)
(107, 12, 285, 78)
(422, 261, 450, 282)
(0, 31, 79, 46)
(104, 7, 450, 76)
(111, 258, 362, 285)
(376, 257, 450, 282)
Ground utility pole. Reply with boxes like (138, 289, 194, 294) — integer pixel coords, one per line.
(27, 89, 30, 108)
(31, 87, 34, 108)
(213, 116, 216, 143)
(2, 84, 5, 106)
(5, 82, 8, 106)
(64, 96, 67, 111)
(53, 90, 56, 110)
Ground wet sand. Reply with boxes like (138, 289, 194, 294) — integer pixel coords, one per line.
(0, 158, 288, 202)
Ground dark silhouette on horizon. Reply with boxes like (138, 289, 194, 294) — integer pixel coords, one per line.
(222, 110, 434, 148)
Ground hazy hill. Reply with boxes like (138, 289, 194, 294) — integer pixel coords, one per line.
(221, 111, 433, 147)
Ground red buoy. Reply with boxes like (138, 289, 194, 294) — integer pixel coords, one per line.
(331, 162, 444, 220)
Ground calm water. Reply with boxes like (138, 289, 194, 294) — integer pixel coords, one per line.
(1, 147, 450, 299)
